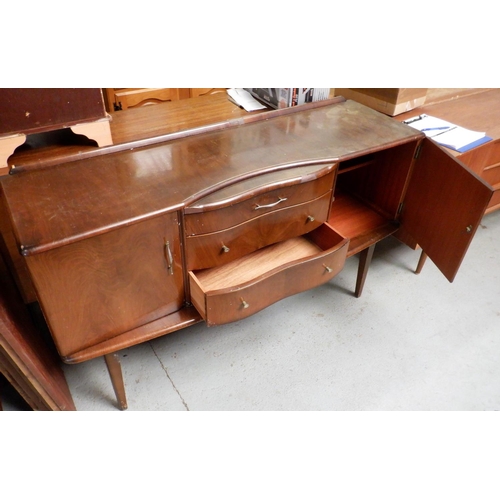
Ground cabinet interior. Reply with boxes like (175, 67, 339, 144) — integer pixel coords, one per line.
(328, 141, 417, 256)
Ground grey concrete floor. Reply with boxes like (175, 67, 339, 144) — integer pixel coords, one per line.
(3, 211, 500, 411)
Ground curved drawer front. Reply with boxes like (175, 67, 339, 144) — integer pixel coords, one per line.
(185, 192, 331, 270)
(185, 170, 335, 235)
(189, 224, 349, 326)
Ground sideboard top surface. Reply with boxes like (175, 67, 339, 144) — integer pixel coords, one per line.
(1, 99, 421, 255)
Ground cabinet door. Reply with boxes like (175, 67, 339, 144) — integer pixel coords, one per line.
(25, 212, 185, 360)
(400, 138, 493, 282)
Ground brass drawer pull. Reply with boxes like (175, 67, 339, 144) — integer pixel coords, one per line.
(307, 215, 315, 222)
(221, 244, 230, 253)
(164, 240, 174, 275)
(240, 298, 249, 309)
(323, 264, 333, 273)
(254, 196, 287, 210)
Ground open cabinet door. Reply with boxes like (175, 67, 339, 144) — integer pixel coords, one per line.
(400, 138, 493, 282)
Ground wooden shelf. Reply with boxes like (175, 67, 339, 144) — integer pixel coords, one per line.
(328, 191, 399, 256)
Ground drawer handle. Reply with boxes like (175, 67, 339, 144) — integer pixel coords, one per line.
(323, 264, 333, 273)
(164, 240, 174, 275)
(240, 298, 249, 309)
(221, 244, 230, 253)
(307, 215, 315, 222)
(254, 196, 287, 210)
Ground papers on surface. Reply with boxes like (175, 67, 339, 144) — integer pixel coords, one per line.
(227, 88, 267, 112)
(403, 114, 492, 153)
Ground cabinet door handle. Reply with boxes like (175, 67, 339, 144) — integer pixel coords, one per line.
(254, 196, 287, 210)
(164, 240, 174, 275)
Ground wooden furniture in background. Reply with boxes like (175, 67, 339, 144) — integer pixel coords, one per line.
(105, 88, 190, 111)
(0, 96, 492, 409)
(104, 88, 227, 112)
(189, 88, 226, 98)
(0, 89, 112, 175)
(0, 253, 75, 411)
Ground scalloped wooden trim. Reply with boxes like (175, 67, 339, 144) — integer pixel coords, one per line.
(70, 117, 113, 147)
(0, 134, 26, 174)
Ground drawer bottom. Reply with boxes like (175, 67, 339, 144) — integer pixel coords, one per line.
(189, 224, 349, 326)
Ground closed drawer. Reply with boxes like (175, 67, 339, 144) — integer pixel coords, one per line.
(189, 224, 349, 326)
(486, 188, 500, 212)
(185, 168, 335, 235)
(185, 192, 331, 270)
(460, 139, 500, 175)
(482, 163, 500, 187)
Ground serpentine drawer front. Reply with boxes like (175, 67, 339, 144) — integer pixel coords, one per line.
(188, 224, 349, 326)
(185, 193, 332, 270)
(184, 166, 336, 271)
(184, 168, 335, 235)
(184, 164, 342, 325)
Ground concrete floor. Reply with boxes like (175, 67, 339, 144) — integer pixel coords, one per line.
(2, 210, 499, 411)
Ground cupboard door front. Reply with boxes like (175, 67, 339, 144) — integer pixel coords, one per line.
(400, 139, 493, 282)
(25, 212, 185, 359)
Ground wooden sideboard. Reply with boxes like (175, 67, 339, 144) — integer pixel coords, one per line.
(0, 94, 493, 409)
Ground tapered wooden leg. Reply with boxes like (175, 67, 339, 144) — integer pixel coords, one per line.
(415, 250, 428, 274)
(355, 244, 376, 298)
(104, 353, 128, 410)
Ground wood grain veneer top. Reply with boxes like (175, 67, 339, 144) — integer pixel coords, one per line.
(1, 99, 422, 255)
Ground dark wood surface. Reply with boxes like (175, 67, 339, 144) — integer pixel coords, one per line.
(25, 212, 186, 359)
(400, 139, 492, 281)
(1, 99, 421, 256)
(0, 89, 106, 136)
(0, 253, 75, 410)
(6, 92, 272, 171)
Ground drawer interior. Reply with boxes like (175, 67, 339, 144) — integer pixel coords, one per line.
(191, 226, 345, 292)
(188, 224, 348, 325)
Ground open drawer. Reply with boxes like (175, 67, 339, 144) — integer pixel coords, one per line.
(188, 224, 349, 326)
